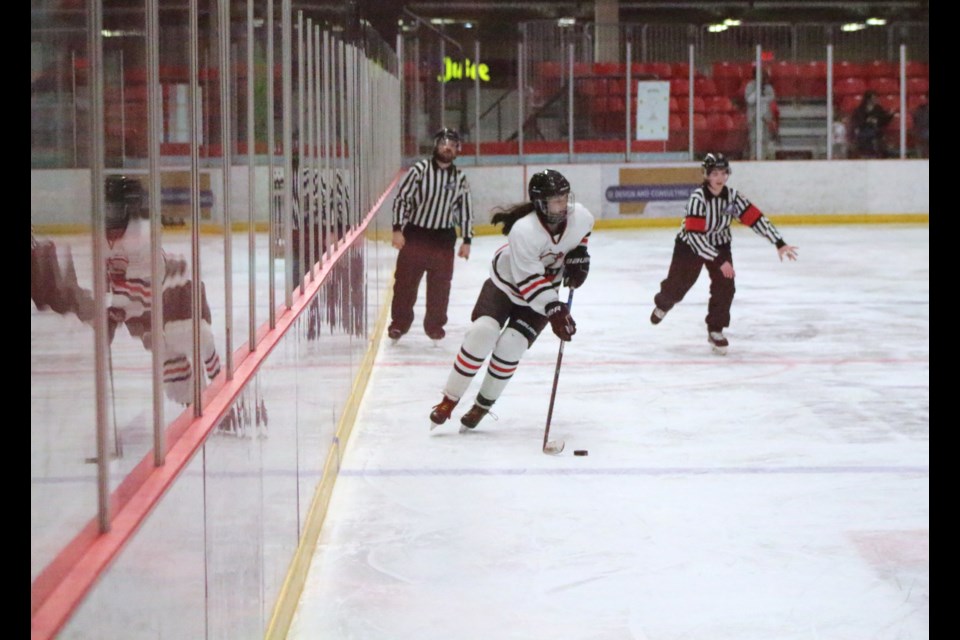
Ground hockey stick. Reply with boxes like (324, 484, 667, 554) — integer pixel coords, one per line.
(542, 288, 574, 455)
(107, 332, 123, 459)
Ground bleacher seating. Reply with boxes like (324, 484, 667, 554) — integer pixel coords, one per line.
(768, 61, 799, 99)
(468, 57, 925, 157)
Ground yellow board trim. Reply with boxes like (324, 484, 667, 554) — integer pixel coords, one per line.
(264, 288, 393, 640)
(31, 213, 928, 239)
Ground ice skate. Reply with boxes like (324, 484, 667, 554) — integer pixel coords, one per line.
(387, 327, 403, 344)
(708, 329, 729, 355)
(650, 306, 667, 325)
(429, 395, 458, 430)
(459, 402, 492, 433)
(427, 328, 445, 348)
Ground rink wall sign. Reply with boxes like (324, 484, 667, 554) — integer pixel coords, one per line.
(601, 166, 703, 217)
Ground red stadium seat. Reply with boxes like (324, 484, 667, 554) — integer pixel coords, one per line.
(706, 112, 743, 156)
(907, 94, 928, 111)
(705, 95, 735, 113)
(839, 94, 864, 115)
(671, 62, 692, 78)
(607, 96, 626, 113)
(907, 77, 929, 95)
(712, 61, 748, 98)
(573, 62, 593, 77)
(593, 62, 624, 77)
(833, 77, 868, 97)
(678, 96, 706, 113)
(905, 61, 929, 78)
(670, 77, 690, 96)
(579, 78, 604, 97)
(768, 61, 799, 99)
(832, 61, 864, 80)
(694, 77, 718, 97)
(608, 78, 626, 96)
(876, 94, 900, 113)
(632, 62, 672, 79)
(863, 60, 899, 79)
(868, 77, 899, 95)
(796, 61, 827, 97)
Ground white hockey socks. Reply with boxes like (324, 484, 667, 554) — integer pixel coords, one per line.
(475, 327, 528, 406)
(443, 315, 501, 400)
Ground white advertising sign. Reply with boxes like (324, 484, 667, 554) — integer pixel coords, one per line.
(634, 81, 670, 141)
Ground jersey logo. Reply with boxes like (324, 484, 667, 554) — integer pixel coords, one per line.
(540, 250, 564, 269)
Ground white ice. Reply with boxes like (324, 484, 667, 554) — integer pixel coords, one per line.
(286, 224, 929, 640)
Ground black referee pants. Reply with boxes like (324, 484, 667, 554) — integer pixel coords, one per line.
(390, 225, 457, 337)
(653, 238, 735, 332)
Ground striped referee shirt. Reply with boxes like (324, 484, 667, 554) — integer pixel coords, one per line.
(392, 158, 473, 242)
(678, 184, 785, 261)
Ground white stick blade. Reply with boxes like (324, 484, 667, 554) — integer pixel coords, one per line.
(543, 439, 565, 455)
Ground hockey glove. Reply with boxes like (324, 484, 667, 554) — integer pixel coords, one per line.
(545, 300, 576, 341)
(562, 245, 590, 289)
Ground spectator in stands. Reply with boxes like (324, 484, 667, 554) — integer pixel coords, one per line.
(743, 67, 777, 160)
(912, 99, 929, 158)
(850, 90, 895, 158)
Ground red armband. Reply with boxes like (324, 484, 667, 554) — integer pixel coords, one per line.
(683, 216, 706, 232)
(740, 204, 762, 226)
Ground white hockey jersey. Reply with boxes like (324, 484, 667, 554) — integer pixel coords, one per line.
(489, 202, 594, 316)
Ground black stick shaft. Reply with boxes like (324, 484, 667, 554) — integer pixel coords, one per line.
(542, 289, 574, 450)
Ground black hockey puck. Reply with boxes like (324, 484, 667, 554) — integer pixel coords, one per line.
(573, 449, 588, 456)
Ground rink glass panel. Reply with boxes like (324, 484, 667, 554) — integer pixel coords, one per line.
(58, 235, 386, 638)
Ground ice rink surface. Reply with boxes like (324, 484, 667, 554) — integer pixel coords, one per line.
(287, 224, 929, 640)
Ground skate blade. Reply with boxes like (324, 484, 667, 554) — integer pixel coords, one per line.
(458, 424, 476, 434)
(711, 345, 728, 356)
(543, 439, 565, 455)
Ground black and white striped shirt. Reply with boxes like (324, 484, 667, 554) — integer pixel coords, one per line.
(677, 184, 785, 261)
(273, 168, 350, 231)
(392, 158, 473, 242)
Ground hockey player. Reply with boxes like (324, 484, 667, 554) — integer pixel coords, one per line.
(428, 169, 594, 432)
(32, 176, 222, 405)
(102, 175, 222, 404)
(650, 153, 798, 354)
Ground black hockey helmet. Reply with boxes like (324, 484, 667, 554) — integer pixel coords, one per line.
(528, 169, 572, 224)
(105, 175, 144, 231)
(702, 152, 731, 175)
(433, 127, 461, 150)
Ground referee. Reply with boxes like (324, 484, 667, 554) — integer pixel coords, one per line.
(388, 127, 474, 343)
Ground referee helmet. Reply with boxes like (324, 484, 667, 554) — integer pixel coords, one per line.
(702, 152, 731, 175)
(433, 127, 461, 151)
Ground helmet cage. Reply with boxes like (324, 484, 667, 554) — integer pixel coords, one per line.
(534, 192, 575, 224)
(433, 128, 462, 152)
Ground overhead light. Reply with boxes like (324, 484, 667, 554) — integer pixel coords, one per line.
(708, 24, 729, 33)
(430, 18, 456, 25)
(866, 17, 887, 26)
(464, 22, 473, 29)
(557, 17, 576, 27)
(723, 18, 741, 26)
(101, 29, 143, 37)
(841, 23, 867, 32)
